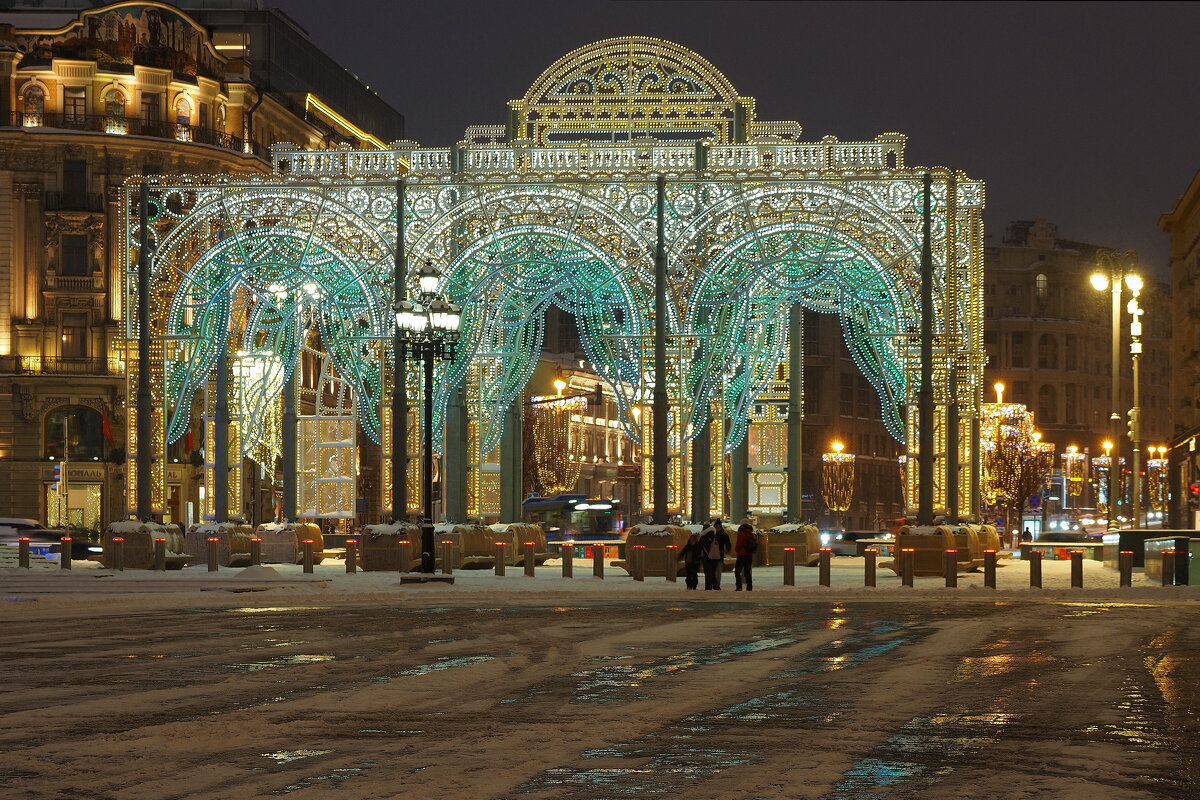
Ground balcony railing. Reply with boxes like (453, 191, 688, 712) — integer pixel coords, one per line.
(6, 356, 123, 376)
(44, 191, 105, 212)
(7, 112, 263, 158)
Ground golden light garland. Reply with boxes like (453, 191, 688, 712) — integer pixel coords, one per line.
(980, 401, 1054, 517)
(1147, 446, 1168, 513)
(821, 441, 856, 513)
(1061, 445, 1086, 499)
(527, 394, 587, 495)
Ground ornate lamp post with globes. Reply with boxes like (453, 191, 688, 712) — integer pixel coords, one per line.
(395, 261, 462, 573)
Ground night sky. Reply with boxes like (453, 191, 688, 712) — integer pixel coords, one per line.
(272, 0, 1197, 272)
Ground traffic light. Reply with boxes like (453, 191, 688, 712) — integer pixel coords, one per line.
(1126, 408, 1140, 441)
(50, 462, 61, 491)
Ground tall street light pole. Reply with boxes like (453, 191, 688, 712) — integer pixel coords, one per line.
(1126, 276, 1144, 528)
(395, 261, 462, 573)
(1089, 250, 1139, 532)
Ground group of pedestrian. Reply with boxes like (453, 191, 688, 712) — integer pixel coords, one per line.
(677, 518, 757, 590)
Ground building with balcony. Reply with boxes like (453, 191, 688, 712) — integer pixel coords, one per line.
(983, 219, 1171, 519)
(0, 1, 403, 531)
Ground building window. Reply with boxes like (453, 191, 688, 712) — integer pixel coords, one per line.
(22, 85, 44, 126)
(61, 313, 88, 358)
(142, 92, 161, 126)
(1065, 383, 1078, 425)
(1011, 331, 1028, 368)
(839, 373, 854, 417)
(1013, 381, 1030, 405)
(1035, 273, 1048, 298)
(104, 89, 126, 133)
(63, 87, 86, 123)
(199, 102, 209, 131)
(1065, 334, 1077, 371)
(45, 406, 105, 461)
(63, 159, 87, 205)
(216, 104, 226, 132)
(60, 234, 89, 276)
(1037, 334, 1058, 369)
(1038, 384, 1058, 423)
(174, 96, 192, 141)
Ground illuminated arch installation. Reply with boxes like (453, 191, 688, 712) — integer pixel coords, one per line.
(123, 36, 984, 523)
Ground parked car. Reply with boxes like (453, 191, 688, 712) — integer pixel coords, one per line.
(822, 530, 891, 556)
(1036, 531, 1104, 543)
(0, 526, 103, 560)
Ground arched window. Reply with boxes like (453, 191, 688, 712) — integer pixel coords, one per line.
(22, 85, 44, 126)
(45, 406, 106, 461)
(174, 96, 192, 140)
(104, 89, 126, 133)
(1037, 384, 1058, 424)
(1035, 273, 1048, 298)
(1037, 334, 1058, 369)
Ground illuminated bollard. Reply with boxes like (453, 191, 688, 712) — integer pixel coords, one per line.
(397, 539, 412, 573)
(18, 537, 30, 569)
(442, 540, 456, 576)
(59, 537, 73, 570)
(561, 543, 574, 578)
(818, 547, 832, 587)
(1119, 549, 1133, 588)
(783, 547, 796, 586)
(984, 549, 997, 589)
(1070, 550, 1083, 588)
(633, 544, 646, 582)
(112, 537, 125, 571)
(900, 547, 914, 587)
(863, 547, 877, 588)
(250, 537, 262, 566)
(664, 544, 678, 583)
(494, 541, 506, 576)
(1028, 549, 1042, 589)
(944, 549, 958, 588)
(1162, 550, 1176, 587)
(345, 538, 358, 574)
(208, 537, 220, 572)
(592, 544, 605, 579)
(302, 539, 314, 574)
(524, 541, 536, 577)
(154, 537, 167, 571)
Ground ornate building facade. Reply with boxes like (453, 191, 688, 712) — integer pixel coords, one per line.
(983, 219, 1171, 518)
(0, 1, 402, 530)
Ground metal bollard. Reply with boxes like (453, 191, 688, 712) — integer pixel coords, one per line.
(345, 538, 358, 574)
(154, 537, 166, 571)
(900, 547, 914, 587)
(397, 539, 412, 573)
(18, 537, 31, 569)
(984, 549, 997, 589)
(524, 541, 536, 577)
(250, 537, 262, 566)
(633, 544, 646, 582)
(561, 543, 574, 578)
(494, 541, 506, 576)
(592, 544, 605, 579)
(664, 544, 678, 582)
(1070, 550, 1083, 588)
(208, 537, 220, 572)
(59, 537, 73, 570)
(944, 549, 958, 588)
(112, 537, 125, 571)
(1162, 550, 1176, 587)
(818, 547, 832, 587)
(863, 547, 877, 588)
(302, 539, 314, 574)
(1119, 549, 1133, 588)
(1028, 549, 1042, 588)
(783, 547, 796, 586)
(442, 540, 455, 576)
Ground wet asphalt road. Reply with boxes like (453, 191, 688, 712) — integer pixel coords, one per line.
(1, 598, 1198, 799)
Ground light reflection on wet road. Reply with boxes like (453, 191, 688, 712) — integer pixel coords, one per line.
(1, 598, 1197, 798)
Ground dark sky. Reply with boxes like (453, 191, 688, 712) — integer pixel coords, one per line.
(273, 0, 1198, 272)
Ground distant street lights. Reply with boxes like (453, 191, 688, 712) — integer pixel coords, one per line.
(1089, 250, 1140, 532)
(395, 260, 461, 573)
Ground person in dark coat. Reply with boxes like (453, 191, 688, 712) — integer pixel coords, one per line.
(698, 519, 731, 590)
(678, 532, 702, 589)
(734, 522, 756, 591)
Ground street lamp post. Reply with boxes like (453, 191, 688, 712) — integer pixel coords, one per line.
(395, 261, 462, 573)
(1089, 250, 1139, 532)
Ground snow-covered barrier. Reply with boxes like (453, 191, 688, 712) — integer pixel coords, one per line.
(764, 523, 821, 567)
(253, 522, 324, 564)
(103, 521, 191, 569)
(614, 524, 691, 577)
(359, 522, 421, 571)
(185, 522, 255, 567)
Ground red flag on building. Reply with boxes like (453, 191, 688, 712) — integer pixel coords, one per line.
(101, 412, 114, 446)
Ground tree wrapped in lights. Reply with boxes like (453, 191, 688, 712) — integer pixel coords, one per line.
(1061, 445, 1086, 513)
(525, 393, 587, 496)
(822, 441, 855, 526)
(1091, 441, 1122, 516)
(980, 402, 1055, 531)
(1147, 446, 1168, 512)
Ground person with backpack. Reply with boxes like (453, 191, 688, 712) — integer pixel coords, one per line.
(734, 522, 757, 591)
(698, 518, 731, 590)
(678, 532, 702, 589)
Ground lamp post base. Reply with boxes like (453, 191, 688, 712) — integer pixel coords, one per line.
(421, 520, 436, 574)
